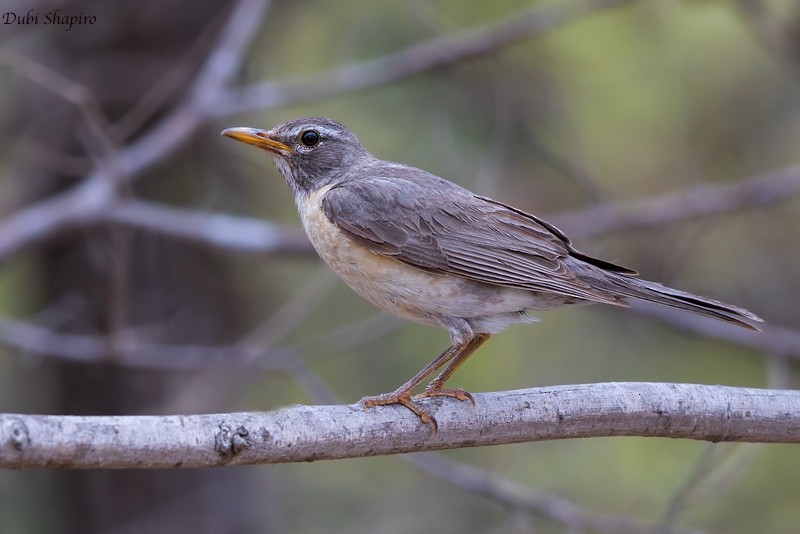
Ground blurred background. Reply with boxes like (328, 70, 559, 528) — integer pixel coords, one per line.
(0, 0, 798, 532)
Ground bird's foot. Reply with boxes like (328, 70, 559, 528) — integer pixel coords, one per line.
(360, 386, 476, 433)
(360, 390, 439, 432)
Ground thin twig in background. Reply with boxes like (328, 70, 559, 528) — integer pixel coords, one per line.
(105, 199, 313, 257)
(111, 9, 232, 141)
(0, 317, 240, 369)
(656, 443, 766, 532)
(405, 453, 703, 534)
(0, 47, 119, 162)
(235, 265, 337, 364)
(219, 0, 634, 115)
(632, 302, 800, 360)
(657, 445, 719, 529)
(690, 444, 766, 506)
(551, 162, 800, 238)
(732, 0, 800, 74)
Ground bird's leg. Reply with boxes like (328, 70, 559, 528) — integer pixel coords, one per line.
(359, 340, 467, 430)
(415, 333, 490, 404)
(360, 333, 491, 431)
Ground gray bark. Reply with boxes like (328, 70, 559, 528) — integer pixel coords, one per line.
(2, 382, 798, 469)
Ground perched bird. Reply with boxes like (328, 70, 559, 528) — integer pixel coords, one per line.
(222, 118, 762, 429)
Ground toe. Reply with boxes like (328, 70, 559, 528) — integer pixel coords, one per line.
(359, 391, 439, 431)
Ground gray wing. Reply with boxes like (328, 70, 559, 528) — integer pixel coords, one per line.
(321, 170, 637, 305)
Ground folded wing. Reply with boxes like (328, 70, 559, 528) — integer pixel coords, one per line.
(321, 170, 634, 306)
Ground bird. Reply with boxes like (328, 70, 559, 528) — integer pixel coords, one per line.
(222, 117, 763, 430)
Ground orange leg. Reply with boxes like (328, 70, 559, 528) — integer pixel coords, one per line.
(416, 333, 490, 402)
(359, 333, 490, 431)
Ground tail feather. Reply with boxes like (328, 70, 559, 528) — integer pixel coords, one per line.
(607, 275, 763, 331)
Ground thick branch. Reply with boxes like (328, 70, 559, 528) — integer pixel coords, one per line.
(2, 383, 798, 469)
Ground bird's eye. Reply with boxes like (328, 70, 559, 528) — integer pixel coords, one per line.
(300, 130, 320, 147)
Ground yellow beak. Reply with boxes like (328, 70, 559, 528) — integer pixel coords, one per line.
(221, 127, 294, 154)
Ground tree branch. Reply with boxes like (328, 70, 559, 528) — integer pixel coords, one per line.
(2, 383, 797, 469)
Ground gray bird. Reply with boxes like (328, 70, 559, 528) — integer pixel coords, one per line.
(222, 117, 762, 429)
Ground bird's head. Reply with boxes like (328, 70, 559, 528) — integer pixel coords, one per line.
(222, 118, 370, 198)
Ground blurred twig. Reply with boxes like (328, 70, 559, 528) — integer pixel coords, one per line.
(656, 445, 719, 530)
(235, 265, 337, 364)
(551, 162, 800, 238)
(657, 443, 765, 532)
(406, 453, 702, 534)
(112, 8, 231, 141)
(690, 444, 766, 504)
(733, 0, 800, 73)
(219, 0, 634, 115)
(0, 47, 119, 162)
(632, 302, 800, 360)
(0, 317, 240, 369)
(105, 199, 313, 257)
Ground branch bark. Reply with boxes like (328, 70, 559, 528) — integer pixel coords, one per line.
(2, 383, 798, 469)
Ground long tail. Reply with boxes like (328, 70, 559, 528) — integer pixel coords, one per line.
(606, 274, 763, 331)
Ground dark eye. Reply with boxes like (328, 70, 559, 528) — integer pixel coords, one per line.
(300, 130, 320, 147)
